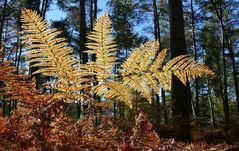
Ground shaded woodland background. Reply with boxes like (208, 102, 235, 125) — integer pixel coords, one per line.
(0, 0, 239, 150)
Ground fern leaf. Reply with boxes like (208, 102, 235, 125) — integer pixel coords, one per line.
(121, 41, 159, 103)
(121, 41, 159, 76)
(86, 14, 117, 83)
(150, 48, 168, 72)
(94, 82, 133, 108)
(21, 9, 90, 102)
(163, 55, 214, 85)
(123, 75, 152, 103)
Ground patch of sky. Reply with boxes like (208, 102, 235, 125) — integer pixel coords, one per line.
(46, 0, 108, 21)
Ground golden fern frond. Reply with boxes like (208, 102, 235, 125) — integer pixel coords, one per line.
(149, 48, 170, 90)
(122, 75, 152, 103)
(121, 41, 158, 76)
(84, 14, 135, 107)
(94, 82, 133, 108)
(149, 49, 168, 72)
(121, 40, 213, 103)
(20, 9, 90, 102)
(121, 41, 160, 103)
(86, 14, 117, 82)
(163, 55, 214, 85)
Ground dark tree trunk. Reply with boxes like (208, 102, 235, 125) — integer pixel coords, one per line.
(2, 100, 6, 117)
(77, 101, 81, 119)
(90, 0, 97, 62)
(0, 0, 8, 117)
(79, 0, 88, 63)
(94, 0, 97, 20)
(26, 0, 41, 13)
(77, 0, 88, 117)
(206, 78, 216, 127)
(222, 30, 229, 123)
(153, 0, 168, 125)
(113, 101, 117, 117)
(26, 0, 41, 89)
(169, 0, 191, 141)
(216, 55, 225, 105)
(0, 0, 7, 49)
(41, 0, 49, 19)
(90, 0, 94, 31)
(16, 38, 23, 74)
(190, 0, 200, 117)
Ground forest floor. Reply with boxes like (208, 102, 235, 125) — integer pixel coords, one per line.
(1, 107, 239, 150)
(157, 138, 238, 151)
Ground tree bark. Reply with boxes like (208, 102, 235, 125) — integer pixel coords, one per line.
(0, 0, 8, 117)
(0, 0, 7, 49)
(26, 0, 41, 89)
(206, 78, 216, 127)
(222, 28, 230, 123)
(169, 0, 191, 141)
(79, 0, 88, 63)
(94, 0, 98, 20)
(190, 0, 200, 117)
(216, 54, 225, 106)
(91, 0, 97, 62)
(90, 0, 94, 31)
(153, 0, 168, 124)
(41, 0, 49, 20)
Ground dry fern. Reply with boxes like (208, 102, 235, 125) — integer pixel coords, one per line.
(20, 9, 90, 102)
(121, 41, 214, 104)
(0, 48, 49, 104)
(163, 55, 214, 85)
(19, 9, 213, 108)
(86, 14, 117, 82)
(121, 41, 165, 103)
(85, 14, 133, 107)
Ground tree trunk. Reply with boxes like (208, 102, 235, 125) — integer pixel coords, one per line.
(153, 0, 168, 124)
(113, 101, 117, 117)
(222, 30, 229, 123)
(16, 40, 23, 74)
(90, 0, 94, 31)
(206, 78, 216, 127)
(216, 55, 224, 105)
(190, 0, 200, 117)
(26, 0, 41, 89)
(77, 101, 81, 119)
(91, 0, 97, 62)
(0, 0, 8, 117)
(169, 0, 191, 141)
(79, 0, 88, 63)
(41, 0, 49, 19)
(0, 0, 7, 49)
(94, 0, 98, 20)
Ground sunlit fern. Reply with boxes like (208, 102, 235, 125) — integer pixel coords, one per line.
(85, 14, 133, 107)
(20, 9, 214, 107)
(21, 9, 90, 102)
(121, 41, 214, 103)
(163, 55, 214, 86)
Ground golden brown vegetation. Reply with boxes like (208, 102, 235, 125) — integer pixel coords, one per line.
(0, 9, 219, 150)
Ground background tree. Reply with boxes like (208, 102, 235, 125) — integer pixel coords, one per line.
(169, 0, 192, 141)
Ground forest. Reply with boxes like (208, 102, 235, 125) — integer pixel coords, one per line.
(0, 0, 238, 150)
